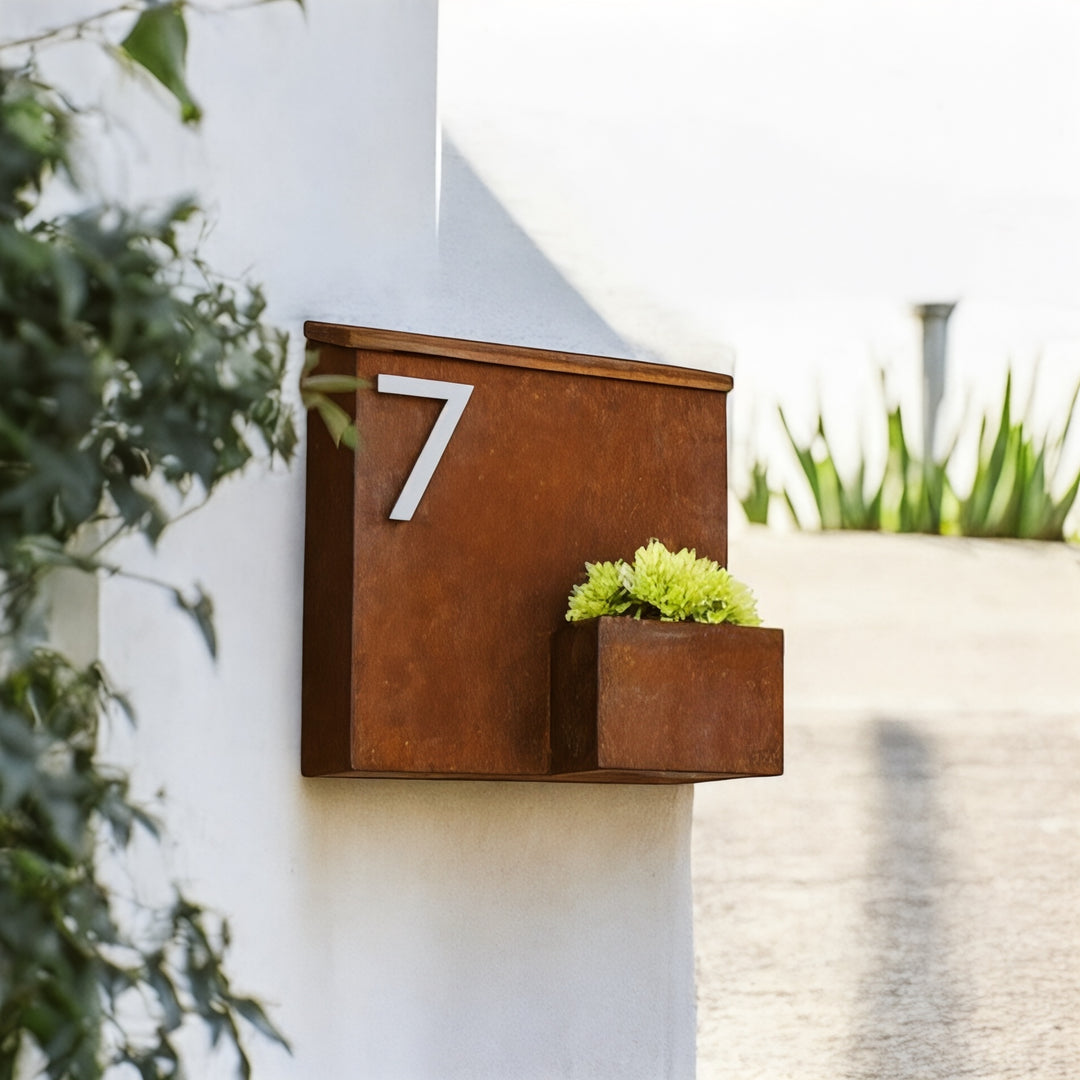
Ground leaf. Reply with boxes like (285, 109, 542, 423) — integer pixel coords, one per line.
(738, 460, 770, 525)
(311, 395, 358, 450)
(781, 487, 804, 529)
(960, 415, 991, 533)
(300, 374, 369, 396)
(173, 584, 217, 658)
(146, 957, 184, 1033)
(120, 3, 203, 124)
(977, 373, 1015, 530)
(814, 419, 851, 529)
(1048, 471, 1080, 538)
(234, 997, 292, 1051)
(1017, 443, 1048, 539)
(779, 407, 823, 517)
(1051, 381, 1080, 459)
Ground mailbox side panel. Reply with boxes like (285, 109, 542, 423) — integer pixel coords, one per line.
(301, 344, 359, 775)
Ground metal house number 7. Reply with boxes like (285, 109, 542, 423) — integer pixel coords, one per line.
(377, 374, 474, 521)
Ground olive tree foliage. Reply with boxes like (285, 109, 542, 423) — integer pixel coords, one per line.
(0, 3, 302, 1076)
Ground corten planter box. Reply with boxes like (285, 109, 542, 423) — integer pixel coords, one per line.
(550, 617, 784, 783)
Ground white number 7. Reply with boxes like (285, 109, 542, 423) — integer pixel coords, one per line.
(377, 374, 474, 521)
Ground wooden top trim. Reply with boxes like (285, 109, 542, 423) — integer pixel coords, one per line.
(304, 322, 734, 392)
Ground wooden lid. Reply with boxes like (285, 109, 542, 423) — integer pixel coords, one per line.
(304, 321, 733, 392)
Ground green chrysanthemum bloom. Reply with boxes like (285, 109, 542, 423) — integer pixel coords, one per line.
(629, 539, 705, 620)
(709, 571, 762, 626)
(565, 559, 633, 621)
(565, 540, 762, 626)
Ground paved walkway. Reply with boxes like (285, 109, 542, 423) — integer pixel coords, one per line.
(693, 528, 1080, 1079)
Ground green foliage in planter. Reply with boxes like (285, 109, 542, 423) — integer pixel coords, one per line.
(1, 4, 300, 1076)
(566, 539, 761, 626)
(746, 369, 1080, 541)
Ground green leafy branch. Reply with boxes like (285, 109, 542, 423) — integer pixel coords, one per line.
(0, 651, 290, 1080)
(2, 4, 301, 1074)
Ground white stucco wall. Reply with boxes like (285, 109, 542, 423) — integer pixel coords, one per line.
(7, 2, 697, 1077)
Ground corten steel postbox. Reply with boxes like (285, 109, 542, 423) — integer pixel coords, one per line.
(301, 323, 783, 782)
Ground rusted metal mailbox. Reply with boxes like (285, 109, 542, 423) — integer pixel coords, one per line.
(301, 323, 783, 782)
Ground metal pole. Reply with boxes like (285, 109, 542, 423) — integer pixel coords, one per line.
(913, 302, 957, 462)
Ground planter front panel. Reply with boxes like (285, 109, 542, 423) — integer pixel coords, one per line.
(301, 324, 733, 780)
(551, 618, 784, 780)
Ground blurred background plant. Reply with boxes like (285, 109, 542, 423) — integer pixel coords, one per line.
(739, 460, 771, 527)
(1, 3, 300, 1076)
(741, 368, 1080, 542)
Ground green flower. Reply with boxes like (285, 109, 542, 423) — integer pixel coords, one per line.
(566, 559, 634, 620)
(565, 539, 762, 626)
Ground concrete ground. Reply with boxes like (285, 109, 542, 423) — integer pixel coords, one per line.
(693, 528, 1080, 1079)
